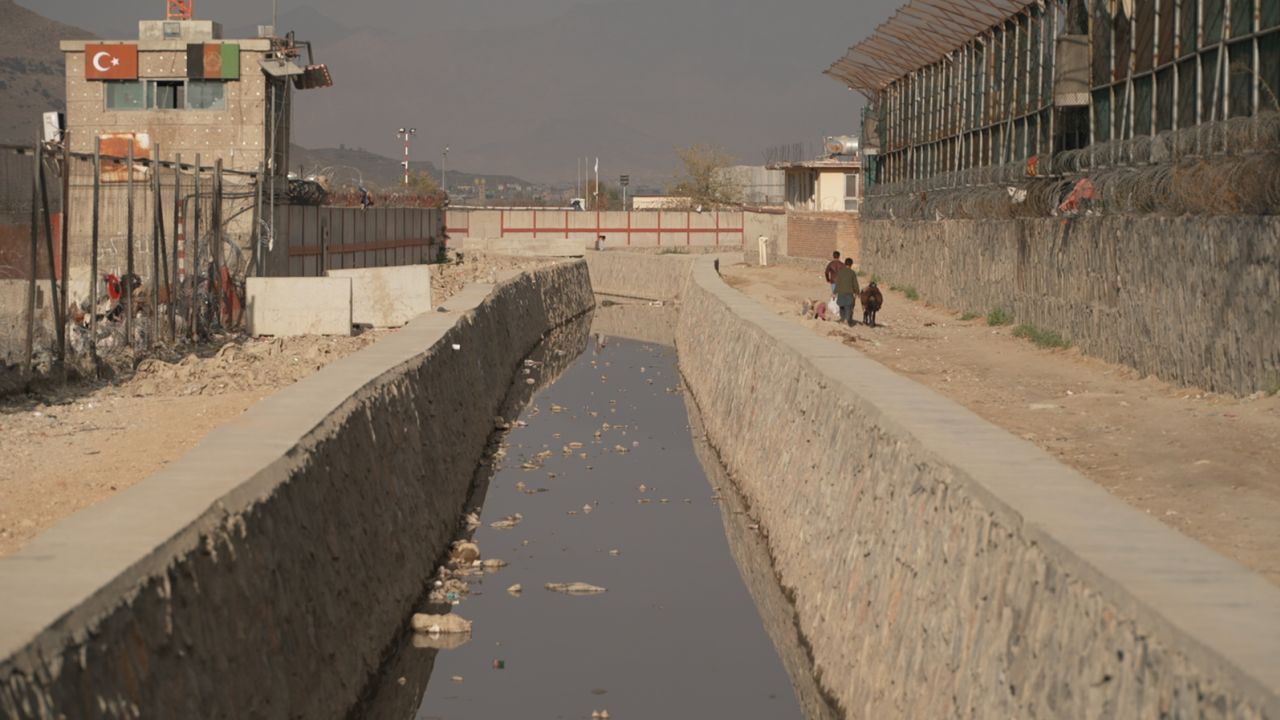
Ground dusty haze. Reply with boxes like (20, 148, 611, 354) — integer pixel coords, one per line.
(18, 0, 898, 183)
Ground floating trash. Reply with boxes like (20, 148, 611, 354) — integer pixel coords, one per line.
(545, 582, 607, 595)
(411, 613, 472, 635)
(490, 513, 523, 530)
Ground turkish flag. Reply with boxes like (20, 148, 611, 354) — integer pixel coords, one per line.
(85, 44, 139, 80)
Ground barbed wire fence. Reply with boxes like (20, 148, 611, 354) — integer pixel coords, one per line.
(863, 112, 1280, 220)
(1, 132, 263, 394)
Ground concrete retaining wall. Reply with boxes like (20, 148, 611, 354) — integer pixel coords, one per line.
(0, 261, 594, 719)
(586, 252, 1280, 717)
(584, 251, 697, 302)
(860, 217, 1280, 395)
(670, 255, 1280, 718)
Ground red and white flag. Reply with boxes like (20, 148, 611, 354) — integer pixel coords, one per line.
(85, 44, 139, 80)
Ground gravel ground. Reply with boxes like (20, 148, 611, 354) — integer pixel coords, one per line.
(0, 253, 559, 557)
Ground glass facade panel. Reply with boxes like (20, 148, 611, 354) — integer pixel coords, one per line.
(188, 80, 226, 110)
(105, 81, 145, 110)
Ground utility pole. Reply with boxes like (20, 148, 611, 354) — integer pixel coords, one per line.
(397, 127, 416, 187)
(441, 145, 449, 193)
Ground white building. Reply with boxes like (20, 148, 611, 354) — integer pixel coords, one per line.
(768, 158, 862, 213)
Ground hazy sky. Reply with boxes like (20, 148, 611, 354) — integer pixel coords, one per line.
(22, 0, 904, 182)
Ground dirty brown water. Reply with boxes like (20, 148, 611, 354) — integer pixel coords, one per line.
(354, 303, 839, 720)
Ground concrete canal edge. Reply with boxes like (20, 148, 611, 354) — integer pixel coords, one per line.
(0, 261, 594, 719)
(588, 251, 1280, 718)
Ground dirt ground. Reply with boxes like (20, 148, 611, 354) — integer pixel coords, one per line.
(0, 253, 557, 558)
(722, 261, 1280, 586)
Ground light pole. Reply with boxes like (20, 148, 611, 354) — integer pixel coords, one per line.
(442, 146, 449, 194)
(397, 127, 416, 187)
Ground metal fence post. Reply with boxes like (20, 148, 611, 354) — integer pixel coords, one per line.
(23, 138, 39, 378)
(125, 138, 135, 348)
(59, 132, 70, 367)
(151, 141, 162, 347)
(253, 161, 265, 277)
(213, 158, 224, 326)
(171, 154, 180, 342)
(90, 137, 100, 364)
(38, 137, 62, 368)
(190, 153, 201, 341)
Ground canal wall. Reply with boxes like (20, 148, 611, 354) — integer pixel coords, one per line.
(0, 262, 595, 719)
(587, 251, 1280, 718)
(860, 217, 1280, 396)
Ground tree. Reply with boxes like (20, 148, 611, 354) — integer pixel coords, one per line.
(407, 170, 441, 196)
(669, 144, 743, 208)
(592, 182, 625, 210)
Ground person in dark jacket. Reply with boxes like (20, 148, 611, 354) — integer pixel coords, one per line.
(834, 258, 859, 326)
(824, 251, 842, 294)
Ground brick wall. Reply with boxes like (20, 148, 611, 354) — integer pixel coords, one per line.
(786, 212, 860, 262)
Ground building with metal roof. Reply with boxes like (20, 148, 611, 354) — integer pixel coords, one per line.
(827, 0, 1280, 217)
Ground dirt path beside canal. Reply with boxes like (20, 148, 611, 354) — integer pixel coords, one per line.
(721, 261, 1280, 586)
(0, 253, 557, 558)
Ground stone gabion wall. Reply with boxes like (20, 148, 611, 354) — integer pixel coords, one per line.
(860, 217, 1280, 396)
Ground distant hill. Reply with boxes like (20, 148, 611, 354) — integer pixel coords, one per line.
(289, 144, 533, 191)
(0, 0, 94, 144)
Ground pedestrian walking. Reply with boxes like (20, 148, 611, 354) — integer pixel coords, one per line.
(834, 258, 859, 326)
(824, 251, 842, 294)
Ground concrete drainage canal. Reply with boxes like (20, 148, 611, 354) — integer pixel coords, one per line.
(353, 301, 839, 720)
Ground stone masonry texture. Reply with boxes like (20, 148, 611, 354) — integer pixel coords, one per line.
(0, 261, 594, 719)
(587, 252, 1279, 719)
(860, 217, 1280, 395)
(667, 256, 1279, 719)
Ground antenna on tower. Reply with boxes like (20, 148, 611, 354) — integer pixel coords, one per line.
(167, 0, 194, 20)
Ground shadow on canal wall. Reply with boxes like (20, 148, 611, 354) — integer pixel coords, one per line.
(587, 251, 1280, 718)
(0, 262, 595, 719)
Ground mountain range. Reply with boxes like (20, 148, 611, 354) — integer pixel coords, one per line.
(0, 0, 93, 145)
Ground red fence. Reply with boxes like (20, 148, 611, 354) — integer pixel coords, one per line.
(446, 209, 745, 247)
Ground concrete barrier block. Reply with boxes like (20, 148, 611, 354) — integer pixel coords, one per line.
(245, 277, 352, 337)
(327, 266, 432, 328)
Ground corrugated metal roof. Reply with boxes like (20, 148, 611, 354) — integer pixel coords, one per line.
(825, 0, 1036, 96)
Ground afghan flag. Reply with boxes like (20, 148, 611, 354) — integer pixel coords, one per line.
(187, 43, 240, 80)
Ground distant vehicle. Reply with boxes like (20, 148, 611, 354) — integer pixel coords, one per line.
(569, 198, 586, 211)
